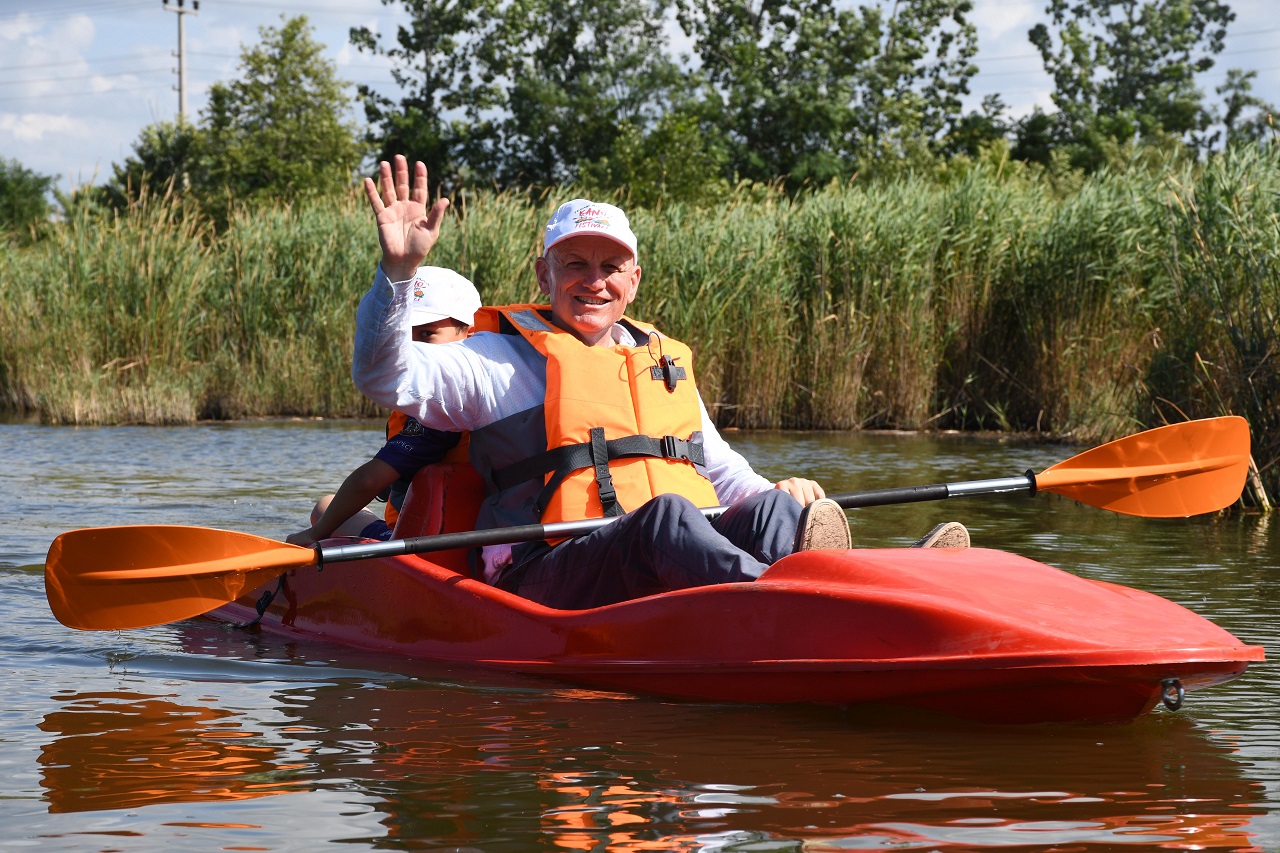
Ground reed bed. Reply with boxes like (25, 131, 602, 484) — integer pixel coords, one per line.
(2, 147, 1277, 498)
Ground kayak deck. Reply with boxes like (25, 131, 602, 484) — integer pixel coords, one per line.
(210, 544, 1263, 724)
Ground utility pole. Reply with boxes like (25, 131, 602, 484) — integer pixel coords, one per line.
(162, 0, 199, 123)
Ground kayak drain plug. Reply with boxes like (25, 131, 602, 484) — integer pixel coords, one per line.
(1161, 678, 1185, 711)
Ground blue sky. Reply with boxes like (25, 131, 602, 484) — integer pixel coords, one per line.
(2, 0, 1277, 195)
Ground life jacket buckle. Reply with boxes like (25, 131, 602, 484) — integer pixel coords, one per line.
(662, 435, 691, 462)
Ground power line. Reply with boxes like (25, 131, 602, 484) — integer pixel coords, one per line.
(0, 52, 168, 72)
(197, 0, 401, 16)
(0, 64, 168, 87)
(0, 0, 152, 21)
(0, 63, 392, 91)
(0, 82, 169, 105)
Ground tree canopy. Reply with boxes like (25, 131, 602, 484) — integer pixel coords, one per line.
(0, 158, 54, 239)
(197, 15, 363, 204)
(1027, 0, 1237, 168)
(31, 0, 1278, 221)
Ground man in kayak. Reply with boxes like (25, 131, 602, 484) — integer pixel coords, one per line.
(287, 266, 480, 548)
(352, 155, 967, 609)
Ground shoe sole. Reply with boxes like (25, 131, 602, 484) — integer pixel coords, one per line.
(795, 499, 852, 551)
(912, 522, 970, 549)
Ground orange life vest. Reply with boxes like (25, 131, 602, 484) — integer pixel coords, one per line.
(481, 304, 718, 523)
(382, 411, 470, 528)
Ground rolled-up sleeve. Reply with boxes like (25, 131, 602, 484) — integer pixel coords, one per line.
(698, 397, 771, 504)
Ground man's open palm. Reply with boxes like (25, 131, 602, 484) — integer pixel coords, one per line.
(364, 155, 450, 281)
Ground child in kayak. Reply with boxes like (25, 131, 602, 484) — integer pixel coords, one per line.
(285, 266, 481, 547)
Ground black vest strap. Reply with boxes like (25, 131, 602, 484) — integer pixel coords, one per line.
(492, 432, 708, 515)
(590, 427, 624, 517)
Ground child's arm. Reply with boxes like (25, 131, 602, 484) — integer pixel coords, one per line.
(287, 458, 400, 546)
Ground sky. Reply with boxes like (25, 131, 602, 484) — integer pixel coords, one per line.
(2, 0, 1278, 196)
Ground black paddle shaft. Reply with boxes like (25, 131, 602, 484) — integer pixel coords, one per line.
(832, 473, 1035, 509)
(315, 474, 1038, 567)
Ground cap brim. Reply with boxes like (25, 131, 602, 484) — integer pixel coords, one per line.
(411, 310, 457, 325)
(545, 231, 637, 259)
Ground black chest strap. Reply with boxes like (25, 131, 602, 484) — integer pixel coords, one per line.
(492, 429, 707, 516)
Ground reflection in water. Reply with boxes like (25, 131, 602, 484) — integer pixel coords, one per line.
(32, 618, 1263, 852)
(38, 690, 300, 813)
(279, 681, 1265, 852)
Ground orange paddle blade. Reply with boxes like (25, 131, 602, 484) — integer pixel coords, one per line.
(45, 525, 316, 630)
(1035, 416, 1250, 517)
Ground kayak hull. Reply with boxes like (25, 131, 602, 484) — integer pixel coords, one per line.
(209, 544, 1262, 724)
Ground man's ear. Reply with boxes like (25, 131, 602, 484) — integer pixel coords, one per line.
(624, 265, 642, 305)
(535, 257, 552, 295)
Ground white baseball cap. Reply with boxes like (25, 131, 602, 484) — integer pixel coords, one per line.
(543, 198, 638, 261)
(409, 266, 482, 326)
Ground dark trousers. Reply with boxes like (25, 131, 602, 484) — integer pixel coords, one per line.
(507, 490, 801, 609)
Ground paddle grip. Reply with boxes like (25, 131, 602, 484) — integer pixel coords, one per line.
(834, 484, 951, 509)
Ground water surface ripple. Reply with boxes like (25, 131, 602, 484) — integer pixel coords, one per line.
(1, 422, 1276, 851)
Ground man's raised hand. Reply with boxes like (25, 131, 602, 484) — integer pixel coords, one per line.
(363, 155, 450, 282)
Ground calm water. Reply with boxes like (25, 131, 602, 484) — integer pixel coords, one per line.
(1, 420, 1277, 852)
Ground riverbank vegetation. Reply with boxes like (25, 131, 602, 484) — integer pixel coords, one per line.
(2, 143, 1277, 500)
(3, 4, 1278, 503)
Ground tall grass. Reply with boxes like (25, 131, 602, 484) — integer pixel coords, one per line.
(2, 148, 1277, 498)
(1143, 147, 1280, 497)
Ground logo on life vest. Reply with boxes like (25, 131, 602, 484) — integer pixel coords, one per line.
(398, 418, 425, 437)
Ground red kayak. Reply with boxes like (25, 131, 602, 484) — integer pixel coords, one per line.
(204, 463, 1264, 725)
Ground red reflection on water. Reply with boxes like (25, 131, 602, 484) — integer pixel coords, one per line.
(38, 690, 301, 813)
(272, 674, 1267, 852)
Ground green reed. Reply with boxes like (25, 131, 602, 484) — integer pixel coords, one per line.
(1142, 146, 1280, 498)
(2, 148, 1277, 499)
(0, 197, 214, 422)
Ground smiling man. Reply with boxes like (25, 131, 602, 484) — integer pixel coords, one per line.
(352, 156, 873, 610)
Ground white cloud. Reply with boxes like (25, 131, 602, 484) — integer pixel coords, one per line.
(0, 11, 38, 41)
(56, 13, 97, 51)
(0, 112, 85, 144)
(971, 0, 1040, 43)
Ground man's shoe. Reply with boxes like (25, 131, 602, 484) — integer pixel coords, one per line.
(911, 521, 970, 549)
(793, 498, 852, 552)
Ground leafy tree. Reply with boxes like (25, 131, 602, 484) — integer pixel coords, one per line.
(675, 0, 877, 186)
(1028, 0, 1235, 167)
(1212, 68, 1276, 148)
(675, 0, 978, 186)
(482, 0, 685, 188)
(101, 120, 200, 209)
(855, 0, 980, 167)
(1011, 106, 1057, 165)
(195, 15, 363, 204)
(349, 0, 504, 194)
(0, 158, 54, 238)
(945, 94, 1010, 159)
(579, 111, 731, 207)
